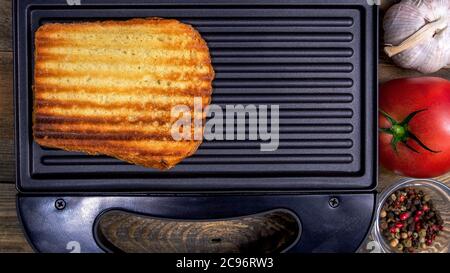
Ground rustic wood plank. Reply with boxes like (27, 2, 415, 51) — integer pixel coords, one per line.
(377, 0, 450, 190)
(0, 0, 12, 52)
(379, 168, 450, 192)
(379, 63, 450, 84)
(0, 184, 33, 253)
(0, 52, 14, 184)
(97, 210, 299, 253)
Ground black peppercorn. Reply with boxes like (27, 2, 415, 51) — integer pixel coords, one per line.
(388, 212, 395, 219)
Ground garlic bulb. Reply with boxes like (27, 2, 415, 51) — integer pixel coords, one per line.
(383, 0, 450, 73)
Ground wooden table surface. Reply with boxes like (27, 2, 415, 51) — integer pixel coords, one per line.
(0, 0, 449, 252)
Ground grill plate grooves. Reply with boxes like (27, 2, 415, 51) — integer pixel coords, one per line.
(16, 1, 377, 191)
(210, 49, 354, 57)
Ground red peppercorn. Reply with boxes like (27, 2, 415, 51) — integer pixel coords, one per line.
(389, 227, 397, 234)
(416, 210, 423, 217)
(422, 205, 429, 212)
(395, 222, 404, 228)
(426, 239, 433, 246)
(414, 215, 420, 222)
(399, 195, 406, 202)
(399, 212, 410, 221)
(415, 223, 422, 232)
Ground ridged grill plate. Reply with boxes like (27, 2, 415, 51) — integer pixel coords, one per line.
(15, 0, 377, 192)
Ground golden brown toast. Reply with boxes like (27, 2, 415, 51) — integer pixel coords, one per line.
(33, 18, 214, 170)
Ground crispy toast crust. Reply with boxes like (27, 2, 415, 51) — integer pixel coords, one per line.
(33, 18, 214, 170)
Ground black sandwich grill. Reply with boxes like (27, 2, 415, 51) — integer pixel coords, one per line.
(14, 0, 378, 252)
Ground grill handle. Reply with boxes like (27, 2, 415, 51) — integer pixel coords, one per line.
(17, 194, 375, 253)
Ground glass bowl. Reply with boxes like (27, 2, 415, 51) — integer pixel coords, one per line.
(373, 178, 450, 253)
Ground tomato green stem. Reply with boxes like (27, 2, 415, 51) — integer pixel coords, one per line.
(379, 109, 440, 154)
(392, 125, 406, 139)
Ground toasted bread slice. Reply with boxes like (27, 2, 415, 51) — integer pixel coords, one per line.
(33, 18, 214, 169)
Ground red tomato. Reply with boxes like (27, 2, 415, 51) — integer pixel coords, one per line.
(379, 77, 450, 178)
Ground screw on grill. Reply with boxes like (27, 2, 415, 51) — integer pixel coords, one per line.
(329, 197, 340, 208)
(55, 199, 66, 210)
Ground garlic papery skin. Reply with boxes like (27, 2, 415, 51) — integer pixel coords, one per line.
(383, 0, 450, 73)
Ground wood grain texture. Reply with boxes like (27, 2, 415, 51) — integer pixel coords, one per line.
(0, 0, 12, 51)
(379, 63, 450, 84)
(0, 51, 14, 184)
(97, 210, 299, 253)
(0, 184, 33, 252)
(379, 168, 450, 192)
